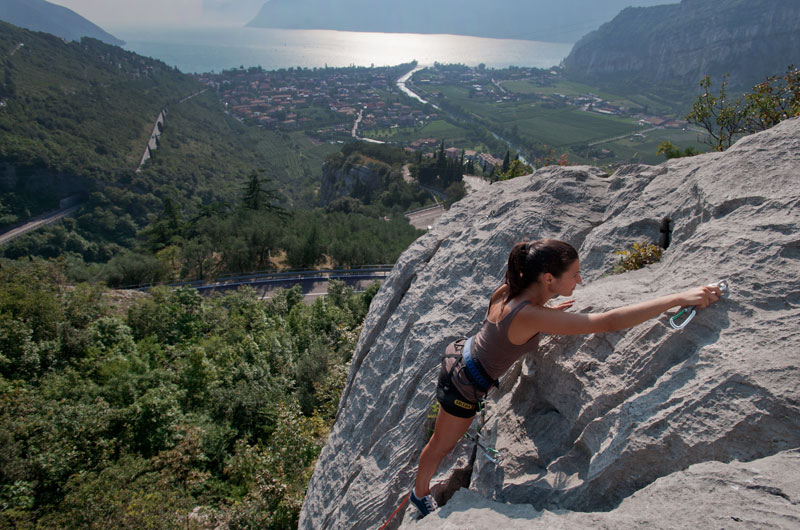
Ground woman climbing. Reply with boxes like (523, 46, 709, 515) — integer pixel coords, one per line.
(409, 239, 723, 517)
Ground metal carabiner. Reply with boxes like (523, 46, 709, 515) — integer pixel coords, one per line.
(670, 280, 729, 330)
(464, 432, 503, 465)
(670, 306, 696, 329)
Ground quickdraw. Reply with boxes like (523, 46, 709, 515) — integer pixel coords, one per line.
(464, 431, 503, 464)
(462, 398, 503, 464)
(670, 280, 729, 329)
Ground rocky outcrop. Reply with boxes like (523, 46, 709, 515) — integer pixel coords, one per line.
(137, 109, 167, 172)
(0, 163, 86, 196)
(406, 449, 800, 529)
(299, 117, 800, 529)
(319, 161, 381, 205)
(563, 0, 800, 89)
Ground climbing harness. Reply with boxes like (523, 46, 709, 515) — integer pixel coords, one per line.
(670, 280, 729, 329)
(460, 341, 504, 465)
(463, 337, 498, 392)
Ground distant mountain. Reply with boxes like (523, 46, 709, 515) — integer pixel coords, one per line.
(0, 0, 124, 46)
(563, 0, 800, 90)
(247, 0, 668, 44)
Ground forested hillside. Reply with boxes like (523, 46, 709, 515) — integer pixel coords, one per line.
(0, 21, 424, 282)
(0, 21, 427, 529)
(0, 260, 378, 528)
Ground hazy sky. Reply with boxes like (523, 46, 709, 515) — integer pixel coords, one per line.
(47, 0, 671, 31)
(48, 0, 266, 28)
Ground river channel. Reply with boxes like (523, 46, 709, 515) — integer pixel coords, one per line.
(396, 65, 530, 166)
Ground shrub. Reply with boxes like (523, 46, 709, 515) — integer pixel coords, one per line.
(612, 242, 662, 274)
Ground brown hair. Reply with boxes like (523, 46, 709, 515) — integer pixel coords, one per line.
(504, 239, 579, 300)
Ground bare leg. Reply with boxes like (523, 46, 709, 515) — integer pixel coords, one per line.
(414, 407, 475, 497)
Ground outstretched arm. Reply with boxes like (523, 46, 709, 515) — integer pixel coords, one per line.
(519, 285, 722, 336)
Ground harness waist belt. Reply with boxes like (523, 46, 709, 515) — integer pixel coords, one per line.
(463, 337, 497, 392)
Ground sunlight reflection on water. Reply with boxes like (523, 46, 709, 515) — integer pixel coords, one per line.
(116, 27, 573, 73)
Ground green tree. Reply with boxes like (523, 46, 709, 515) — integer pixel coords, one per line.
(744, 65, 800, 132)
(656, 141, 698, 160)
(687, 67, 800, 151)
(498, 159, 533, 180)
(686, 74, 748, 151)
(241, 171, 286, 217)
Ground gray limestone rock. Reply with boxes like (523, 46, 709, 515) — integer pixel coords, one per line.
(299, 117, 800, 529)
(403, 449, 800, 529)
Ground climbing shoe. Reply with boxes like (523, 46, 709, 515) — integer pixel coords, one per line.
(409, 488, 438, 517)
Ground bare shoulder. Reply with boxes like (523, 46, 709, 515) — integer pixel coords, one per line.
(487, 285, 509, 321)
(491, 284, 509, 301)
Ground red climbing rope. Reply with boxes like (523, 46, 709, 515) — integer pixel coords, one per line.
(378, 493, 410, 530)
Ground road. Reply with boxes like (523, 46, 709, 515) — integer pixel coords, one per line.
(587, 126, 660, 147)
(0, 205, 81, 246)
(405, 204, 446, 230)
(180, 88, 209, 103)
(351, 109, 386, 144)
(402, 174, 489, 230)
(9, 42, 23, 57)
(129, 267, 393, 304)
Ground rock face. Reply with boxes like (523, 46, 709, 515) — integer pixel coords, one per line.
(563, 0, 800, 88)
(406, 450, 800, 529)
(299, 117, 800, 529)
(319, 162, 381, 206)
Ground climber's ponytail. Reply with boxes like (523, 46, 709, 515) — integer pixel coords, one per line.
(504, 239, 578, 301)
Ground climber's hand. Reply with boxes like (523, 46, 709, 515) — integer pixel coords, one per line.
(678, 285, 722, 309)
(549, 299, 575, 311)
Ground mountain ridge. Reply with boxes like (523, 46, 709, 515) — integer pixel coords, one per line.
(563, 0, 800, 89)
(247, 0, 668, 44)
(0, 0, 123, 46)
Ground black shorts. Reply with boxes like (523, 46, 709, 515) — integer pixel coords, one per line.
(436, 357, 479, 419)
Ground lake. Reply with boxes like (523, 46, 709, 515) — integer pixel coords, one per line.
(112, 26, 574, 74)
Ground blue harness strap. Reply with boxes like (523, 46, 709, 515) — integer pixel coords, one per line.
(463, 337, 497, 392)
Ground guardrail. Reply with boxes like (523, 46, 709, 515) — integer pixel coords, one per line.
(404, 203, 445, 216)
(123, 264, 395, 291)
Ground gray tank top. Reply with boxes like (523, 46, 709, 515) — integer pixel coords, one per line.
(447, 300, 541, 401)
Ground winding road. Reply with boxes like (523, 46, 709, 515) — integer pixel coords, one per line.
(0, 205, 82, 246)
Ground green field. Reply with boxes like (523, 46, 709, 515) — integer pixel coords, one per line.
(361, 118, 479, 146)
(497, 107, 641, 147)
(420, 83, 641, 147)
(501, 79, 688, 116)
(409, 74, 713, 166)
(596, 127, 710, 164)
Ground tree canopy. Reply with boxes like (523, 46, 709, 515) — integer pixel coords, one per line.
(0, 259, 379, 528)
